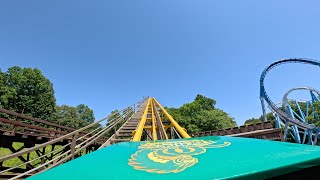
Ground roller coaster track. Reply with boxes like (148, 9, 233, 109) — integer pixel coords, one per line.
(280, 86, 320, 144)
(260, 58, 320, 144)
(282, 87, 320, 109)
(0, 97, 191, 179)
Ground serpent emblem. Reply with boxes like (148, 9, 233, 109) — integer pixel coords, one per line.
(128, 139, 231, 174)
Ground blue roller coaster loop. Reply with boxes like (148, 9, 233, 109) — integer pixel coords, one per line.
(260, 58, 320, 144)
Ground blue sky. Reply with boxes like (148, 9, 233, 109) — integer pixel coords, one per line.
(1, 0, 320, 125)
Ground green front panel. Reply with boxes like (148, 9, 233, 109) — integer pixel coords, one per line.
(28, 136, 320, 179)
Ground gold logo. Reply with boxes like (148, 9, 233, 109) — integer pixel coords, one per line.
(128, 139, 231, 174)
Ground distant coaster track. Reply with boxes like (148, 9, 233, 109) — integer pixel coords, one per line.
(281, 87, 320, 144)
(282, 86, 320, 108)
(260, 58, 320, 144)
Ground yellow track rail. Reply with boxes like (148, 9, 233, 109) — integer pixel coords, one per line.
(132, 98, 151, 141)
(132, 97, 190, 142)
(151, 100, 157, 141)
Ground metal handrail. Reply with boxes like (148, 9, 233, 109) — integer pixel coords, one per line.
(9, 109, 134, 180)
(0, 112, 121, 173)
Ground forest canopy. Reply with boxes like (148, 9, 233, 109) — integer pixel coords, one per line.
(166, 94, 237, 133)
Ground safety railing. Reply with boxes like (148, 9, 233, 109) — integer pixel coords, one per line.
(0, 97, 147, 179)
(0, 108, 81, 139)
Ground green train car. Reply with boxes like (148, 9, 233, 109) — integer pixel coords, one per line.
(28, 136, 320, 179)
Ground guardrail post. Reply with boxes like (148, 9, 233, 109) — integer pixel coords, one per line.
(114, 125, 117, 139)
(41, 147, 45, 165)
(314, 130, 319, 145)
(71, 133, 78, 159)
(11, 118, 20, 136)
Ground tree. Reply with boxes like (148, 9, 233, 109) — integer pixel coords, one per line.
(0, 66, 98, 130)
(194, 94, 216, 110)
(166, 94, 237, 133)
(54, 104, 95, 129)
(0, 66, 56, 121)
(244, 112, 275, 125)
(76, 104, 94, 124)
(194, 110, 237, 131)
(244, 118, 262, 125)
(0, 69, 16, 111)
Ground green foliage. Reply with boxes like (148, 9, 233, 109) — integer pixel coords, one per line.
(76, 104, 95, 124)
(305, 101, 320, 127)
(0, 70, 16, 110)
(53, 104, 95, 129)
(244, 112, 275, 125)
(244, 118, 263, 125)
(166, 94, 237, 134)
(0, 66, 56, 121)
(0, 66, 98, 169)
